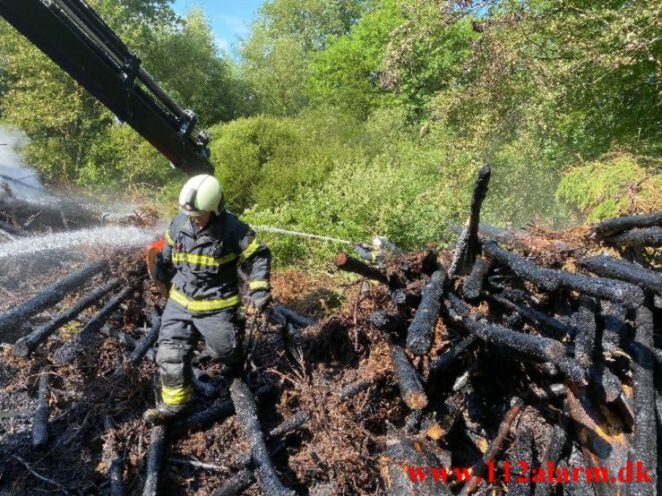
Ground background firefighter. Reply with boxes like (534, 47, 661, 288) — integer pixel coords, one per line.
(144, 174, 271, 424)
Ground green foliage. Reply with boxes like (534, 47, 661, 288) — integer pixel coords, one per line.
(557, 154, 662, 221)
(306, 0, 403, 116)
(239, 0, 368, 115)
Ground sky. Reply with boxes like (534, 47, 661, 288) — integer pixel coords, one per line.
(172, 0, 264, 56)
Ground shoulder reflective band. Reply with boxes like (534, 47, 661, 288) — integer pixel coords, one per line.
(239, 238, 261, 261)
(162, 384, 193, 405)
(169, 288, 241, 312)
(172, 251, 237, 267)
(249, 280, 270, 291)
(165, 229, 175, 247)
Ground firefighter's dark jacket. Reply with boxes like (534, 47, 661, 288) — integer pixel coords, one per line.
(161, 210, 270, 313)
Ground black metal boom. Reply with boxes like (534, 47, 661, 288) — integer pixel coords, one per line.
(0, 0, 213, 175)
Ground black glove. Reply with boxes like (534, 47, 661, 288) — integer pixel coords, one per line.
(154, 253, 175, 284)
(249, 290, 272, 313)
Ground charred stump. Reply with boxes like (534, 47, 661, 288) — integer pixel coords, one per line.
(448, 165, 491, 278)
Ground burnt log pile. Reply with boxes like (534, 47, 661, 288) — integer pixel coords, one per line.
(1, 168, 662, 495)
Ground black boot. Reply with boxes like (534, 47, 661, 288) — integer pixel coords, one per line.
(143, 402, 190, 425)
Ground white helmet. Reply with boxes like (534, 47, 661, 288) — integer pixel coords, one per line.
(179, 174, 224, 215)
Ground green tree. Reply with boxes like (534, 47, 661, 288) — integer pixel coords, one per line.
(240, 0, 368, 115)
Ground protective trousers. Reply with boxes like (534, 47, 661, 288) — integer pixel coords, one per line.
(156, 299, 244, 407)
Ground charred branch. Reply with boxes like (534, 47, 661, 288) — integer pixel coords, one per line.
(630, 301, 657, 496)
(488, 294, 573, 340)
(459, 397, 523, 496)
(229, 378, 293, 496)
(171, 384, 274, 439)
(267, 412, 310, 440)
(594, 210, 662, 238)
(32, 365, 50, 449)
(406, 269, 446, 355)
(483, 241, 645, 308)
(449, 165, 491, 279)
(211, 469, 255, 496)
(334, 252, 389, 284)
(112, 312, 161, 379)
(580, 254, 662, 293)
(606, 226, 662, 248)
(339, 374, 383, 401)
(0, 260, 108, 336)
(102, 415, 124, 496)
(429, 335, 477, 372)
(52, 286, 134, 366)
(388, 337, 428, 410)
(462, 257, 491, 302)
(445, 294, 587, 384)
(13, 278, 120, 357)
(142, 424, 166, 496)
(599, 301, 628, 357)
(271, 304, 317, 328)
(572, 297, 597, 368)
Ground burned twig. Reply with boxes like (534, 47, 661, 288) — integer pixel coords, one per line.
(487, 293, 572, 339)
(339, 374, 384, 401)
(462, 257, 491, 302)
(388, 338, 428, 410)
(630, 301, 657, 496)
(111, 312, 161, 379)
(429, 335, 477, 372)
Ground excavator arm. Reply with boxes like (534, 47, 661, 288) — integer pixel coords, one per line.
(0, 0, 213, 176)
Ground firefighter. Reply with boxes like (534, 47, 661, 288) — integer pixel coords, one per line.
(144, 174, 271, 424)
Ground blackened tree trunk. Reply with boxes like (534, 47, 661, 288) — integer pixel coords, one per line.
(594, 210, 662, 237)
(32, 365, 50, 449)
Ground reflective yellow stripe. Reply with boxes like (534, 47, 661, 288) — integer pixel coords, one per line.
(169, 288, 241, 312)
(240, 238, 260, 261)
(165, 229, 175, 247)
(171, 251, 237, 267)
(162, 384, 192, 405)
(249, 280, 270, 291)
